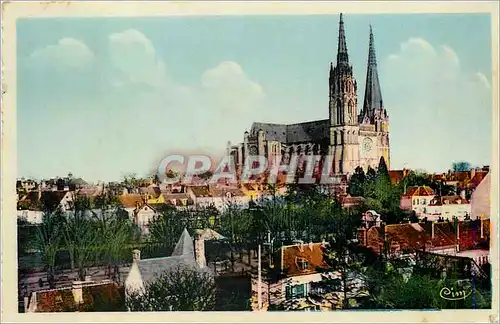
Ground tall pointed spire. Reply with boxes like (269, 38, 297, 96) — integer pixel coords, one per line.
(362, 25, 384, 116)
(336, 13, 349, 67)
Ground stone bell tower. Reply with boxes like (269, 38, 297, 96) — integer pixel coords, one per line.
(329, 13, 360, 175)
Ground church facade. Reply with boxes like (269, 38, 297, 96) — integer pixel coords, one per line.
(228, 14, 390, 177)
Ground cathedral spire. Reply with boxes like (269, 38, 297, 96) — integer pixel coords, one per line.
(336, 13, 349, 67)
(362, 25, 383, 116)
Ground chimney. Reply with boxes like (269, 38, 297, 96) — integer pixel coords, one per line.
(460, 190, 466, 200)
(133, 249, 141, 263)
(195, 239, 206, 269)
(309, 242, 314, 251)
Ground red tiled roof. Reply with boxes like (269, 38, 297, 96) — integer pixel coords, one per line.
(280, 243, 329, 277)
(35, 282, 125, 312)
(388, 170, 404, 184)
(403, 186, 435, 197)
(118, 194, 143, 208)
(469, 171, 488, 188)
(428, 195, 469, 206)
(447, 171, 471, 182)
(385, 223, 429, 252)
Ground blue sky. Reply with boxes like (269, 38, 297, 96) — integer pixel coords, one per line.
(17, 14, 493, 182)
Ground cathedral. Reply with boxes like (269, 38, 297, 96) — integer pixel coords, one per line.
(228, 14, 390, 177)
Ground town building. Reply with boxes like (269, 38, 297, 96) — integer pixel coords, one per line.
(228, 14, 390, 177)
(400, 186, 435, 216)
(471, 171, 491, 219)
(24, 279, 125, 312)
(426, 195, 471, 221)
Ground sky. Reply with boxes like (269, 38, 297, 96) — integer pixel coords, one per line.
(17, 13, 493, 183)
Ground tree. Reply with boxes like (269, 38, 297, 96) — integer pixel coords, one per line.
(377, 157, 390, 183)
(62, 213, 99, 281)
(149, 204, 187, 251)
(452, 161, 472, 172)
(33, 211, 64, 288)
(126, 266, 216, 311)
(320, 208, 367, 309)
(348, 167, 366, 197)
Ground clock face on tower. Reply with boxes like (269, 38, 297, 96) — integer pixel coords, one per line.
(362, 137, 373, 156)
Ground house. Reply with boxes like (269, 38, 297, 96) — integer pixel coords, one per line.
(138, 185, 165, 204)
(341, 195, 365, 208)
(426, 195, 471, 221)
(187, 185, 250, 211)
(17, 189, 75, 214)
(118, 194, 144, 217)
(251, 241, 338, 311)
(24, 279, 125, 312)
(400, 186, 435, 216)
(162, 192, 193, 208)
(362, 220, 490, 261)
(471, 171, 491, 219)
(124, 229, 213, 295)
(118, 194, 158, 233)
(17, 210, 44, 224)
(133, 203, 157, 235)
(388, 168, 410, 185)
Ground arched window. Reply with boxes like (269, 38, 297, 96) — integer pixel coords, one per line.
(337, 99, 342, 125)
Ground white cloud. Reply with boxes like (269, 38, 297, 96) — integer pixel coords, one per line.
(21, 30, 268, 181)
(381, 37, 492, 172)
(29, 38, 94, 70)
(107, 29, 167, 88)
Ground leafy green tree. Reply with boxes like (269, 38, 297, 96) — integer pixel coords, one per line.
(320, 208, 365, 309)
(62, 213, 99, 281)
(148, 204, 186, 250)
(377, 157, 390, 183)
(348, 166, 366, 197)
(126, 266, 216, 311)
(33, 211, 64, 288)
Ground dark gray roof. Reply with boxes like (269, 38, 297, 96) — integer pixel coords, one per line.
(135, 228, 212, 284)
(250, 119, 329, 144)
(337, 13, 350, 67)
(362, 26, 384, 116)
(137, 254, 199, 284)
(171, 228, 194, 256)
(251, 122, 287, 142)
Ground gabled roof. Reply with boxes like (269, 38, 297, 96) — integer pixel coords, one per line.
(128, 228, 210, 286)
(138, 185, 161, 198)
(279, 242, 329, 277)
(133, 203, 156, 214)
(471, 172, 491, 218)
(33, 281, 124, 312)
(118, 194, 143, 208)
(428, 195, 469, 206)
(171, 228, 195, 256)
(384, 223, 428, 251)
(403, 186, 434, 197)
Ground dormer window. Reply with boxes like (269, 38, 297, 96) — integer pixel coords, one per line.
(296, 257, 309, 271)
